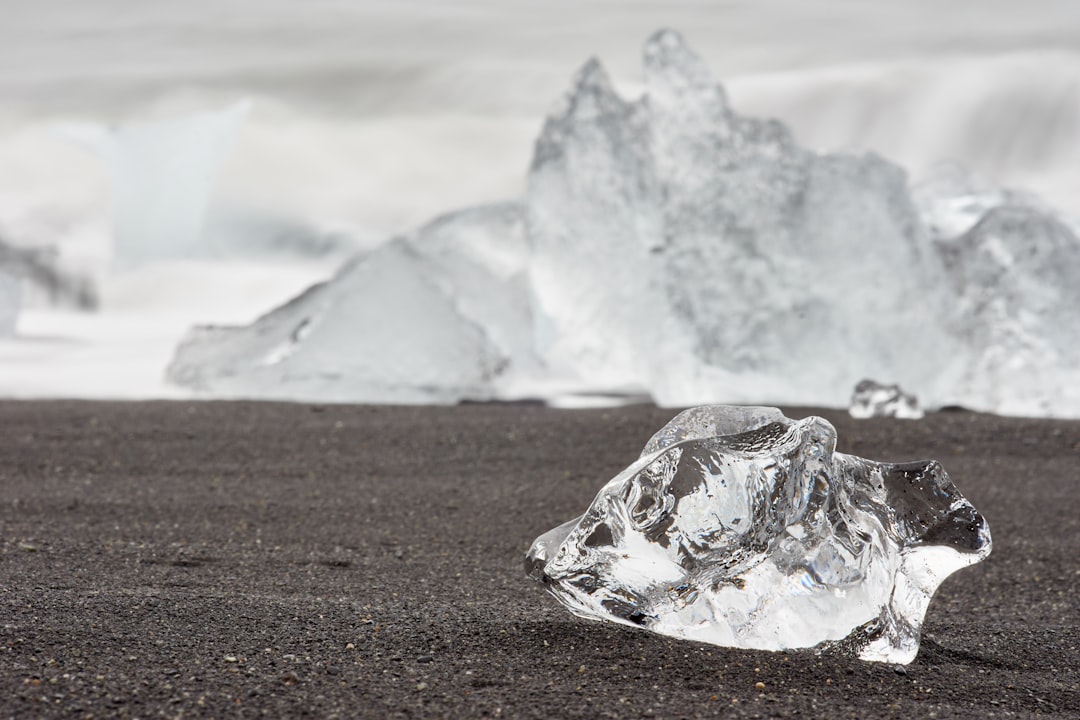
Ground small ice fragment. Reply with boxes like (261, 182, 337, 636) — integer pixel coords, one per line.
(526, 405, 990, 664)
(849, 379, 924, 419)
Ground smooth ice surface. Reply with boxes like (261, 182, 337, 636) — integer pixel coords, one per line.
(849, 379, 924, 419)
(167, 203, 533, 403)
(60, 103, 249, 265)
(526, 406, 991, 663)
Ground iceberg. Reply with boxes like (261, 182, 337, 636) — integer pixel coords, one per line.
(167, 203, 534, 403)
(0, 241, 97, 311)
(930, 186, 1080, 417)
(59, 102, 249, 265)
(526, 405, 991, 664)
(167, 30, 1080, 417)
(528, 30, 958, 406)
(0, 264, 18, 336)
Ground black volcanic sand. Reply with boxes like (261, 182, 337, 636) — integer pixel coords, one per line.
(1, 401, 1077, 719)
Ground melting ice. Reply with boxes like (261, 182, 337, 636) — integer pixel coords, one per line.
(526, 405, 992, 663)
(166, 30, 1080, 416)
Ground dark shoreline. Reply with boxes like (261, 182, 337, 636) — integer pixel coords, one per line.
(1, 400, 1077, 718)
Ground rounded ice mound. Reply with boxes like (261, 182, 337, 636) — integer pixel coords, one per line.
(526, 405, 991, 664)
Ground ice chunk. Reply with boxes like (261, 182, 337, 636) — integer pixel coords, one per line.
(528, 30, 958, 406)
(526, 406, 991, 664)
(59, 102, 248, 265)
(849, 379, 924, 419)
(0, 237, 101, 335)
(167, 203, 533, 403)
(0, 265, 19, 336)
(526, 58, 665, 388)
(936, 203, 1080, 416)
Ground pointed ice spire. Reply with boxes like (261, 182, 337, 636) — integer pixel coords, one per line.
(560, 57, 624, 121)
(643, 29, 729, 112)
(532, 57, 632, 171)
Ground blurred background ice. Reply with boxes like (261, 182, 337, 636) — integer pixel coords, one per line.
(1, 0, 1078, 405)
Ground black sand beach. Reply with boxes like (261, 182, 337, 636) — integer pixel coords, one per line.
(1, 400, 1077, 718)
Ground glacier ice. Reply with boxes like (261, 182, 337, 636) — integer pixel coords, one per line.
(166, 30, 1080, 417)
(167, 203, 534, 403)
(59, 102, 249, 265)
(526, 405, 991, 664)
(0, 237, 102, 336)
(849, 379, 924, 419)
(528, 30, 958, 406)
(0, 240, 97, 312)
(930, 186, 1080, 416)
(0, 264, 18, 336)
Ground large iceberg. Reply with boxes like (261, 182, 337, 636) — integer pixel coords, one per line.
(167, 203, 535, 403)
(0, 237, 101, 336)
(167, 30, 1080, 416)
(528, 32, 959, 406)
(919, 169, 1080, 416)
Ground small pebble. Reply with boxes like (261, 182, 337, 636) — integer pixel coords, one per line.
(224, 656, 238, 663)
(346, 643, 355, 650)
(416, 682, 428, 691)
(754, 681, 766, 690)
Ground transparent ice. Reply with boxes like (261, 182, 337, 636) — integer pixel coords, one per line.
(59, 102, 249, 265)
(849, 379, 924, 419)
(526, 406, 991, 664)
(528, 30, 958, 406)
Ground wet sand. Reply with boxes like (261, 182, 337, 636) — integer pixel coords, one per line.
(1, 400, 1077, 718)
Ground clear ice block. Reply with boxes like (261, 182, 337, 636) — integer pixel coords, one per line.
(526, 405, 991, 663)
